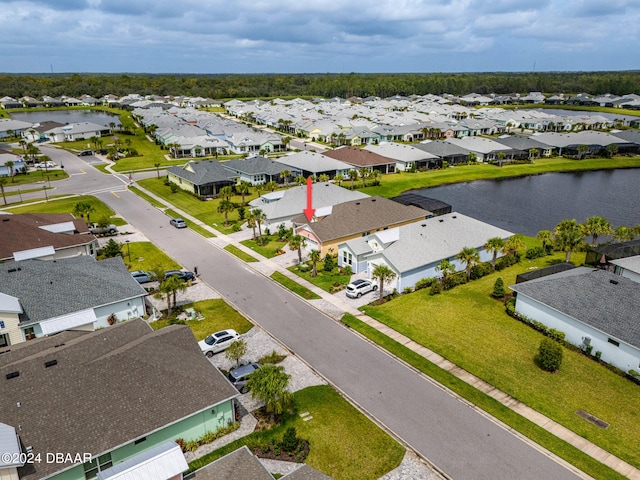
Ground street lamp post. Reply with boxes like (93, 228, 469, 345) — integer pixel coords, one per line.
(43, 185, 48, 202)
(125, 240, 131, 260)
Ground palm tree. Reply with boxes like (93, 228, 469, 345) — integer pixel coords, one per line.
(237, 181, 251, 206)
(605, 144, 618, 158)
(154, 162, 161, 178)
(255, 182, 265, 197)
(309, 249, 321, 277)
(536, 230, 554, 254)
(265, 181, 278, 192)
(318, 173, 329, 183)
(436, 259, 455, 285)
(348, 170, 358, 189)
(5, 160, 15, 182)
(496, 151, 506, 167)
(0, 177, 8, 206)
(503, 234, 526, 257)
(554, 219, 584, 262)
(73, 201, 96, 224)
(576, 145, 589, 159)
(456, 247, 480, 280)
(26, 143, 40, 163)
(581, 215, 612, 246)
(484, 237, 505, 271)
(217, 199, 235, 225)
(294, 176, 306, 186)
(613, 225, 634, 243)
(371, 170, 381, 186)
(246, 364, 293, 424)
(529, 148, 539, 161)
(359, 167, 369, 188)
(334, 173, 344, 186)
(371, 264, 396, 301)
(250, 209, 267, 246)
(280, 170, 291, 187)
(219, 185, 233, 201)
(288, 234, 307, 263)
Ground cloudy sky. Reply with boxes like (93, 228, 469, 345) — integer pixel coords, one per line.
(1, 0, 638, 74)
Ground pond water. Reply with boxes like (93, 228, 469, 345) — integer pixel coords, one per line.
(10, 110, 121, 127)
(414, 168, 640, 237)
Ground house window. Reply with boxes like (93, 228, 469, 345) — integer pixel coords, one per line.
(607, 338, 620, 347)
(83, 453, 112, 479)
(342, 251, 347, 264)
(348, 253, 353, 265)
(0, 333, 9, 348)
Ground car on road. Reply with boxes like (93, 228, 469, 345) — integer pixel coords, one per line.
(34, 161, 55, 169)
(198, 329, 240, 357)
(163, 270, 195, 282)
(130, 270, 153, 284)
(345, 279, 377, 298)
(170, 218, 187, 228)
(88, 223, 118, 235)
(78, 150, 94, 156)
(228, 363, 261, 393)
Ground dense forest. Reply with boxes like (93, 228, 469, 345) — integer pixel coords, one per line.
(1, 71, 639, 99)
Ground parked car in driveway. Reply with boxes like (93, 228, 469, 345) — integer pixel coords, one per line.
(345, 279, 377, 298)
(34, 161, 55, 169)
(163, 270, 195, 282)
(131, 270, 153, 284)
(169, 218, 187, 228)
(228, 363, 261, 393)
(89, 223, 118, 235)
(198, 329, 240, 357)
(78, 150, 94, 156)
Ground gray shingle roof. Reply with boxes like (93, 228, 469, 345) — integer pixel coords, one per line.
(509, 269, 640, 348)
(0, 320, 238, 480)
(168, 160, 236, 186)
(191, 446, 274, 480)
(0, 256, 147, 326)
(274, 151, 352, 174)
(222, 157, 293, 176)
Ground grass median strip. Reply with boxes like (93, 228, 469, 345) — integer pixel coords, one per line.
(224, 244, 259, 262)
(340, 313, 626, 480)
(270, 271, 321, 300)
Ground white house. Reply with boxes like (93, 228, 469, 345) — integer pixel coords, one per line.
(338, 212, 513, 291)
(509, 268, 640, 373)
(610, 255, 640, 283)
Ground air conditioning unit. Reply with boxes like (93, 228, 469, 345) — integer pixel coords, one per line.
(583, 337, 591, 345)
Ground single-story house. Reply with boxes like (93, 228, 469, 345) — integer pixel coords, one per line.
(363, 143, 440, 171)
(293, 196, 431, 257)
(609, 255, 640, 283)
(222, 157, 300, 185)
(443, 137, 513, 162)
(321, 146, 396, 174)
(0, 319, 239, 480)
(44, 122, 111, 143)
(509, 268, 640, 373)
(0, 213, 98, 262)
(167, 160, 236, 198)
(492, 135, 554, 159)
(0, 256, 147, 345)
(338, 212, 513, 291)
(0, 118, 33, 139)
(273, 151, 352, 179)
(248, 183, 368, 230)
(0, 152, 26, 177)
(531, 131, 633, 157)
(414, 141, 470, 165)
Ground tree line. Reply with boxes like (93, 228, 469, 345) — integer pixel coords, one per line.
(1, 71, 639, 99)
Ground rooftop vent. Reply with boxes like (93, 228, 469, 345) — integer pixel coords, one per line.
(452, 215, 457, 219)
(6, 371, 19, 380)
(54, 343, 65, 348)
(610, 279, 619, 285)
(355, 202, 360, 205)
(421, 224, 426, 227)
(371, 198, 376, 202)
(439, 219, 444, 222)
(2, 218, 9, 222)
(44, 360, 58, 368)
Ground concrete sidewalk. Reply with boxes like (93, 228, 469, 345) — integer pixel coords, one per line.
(128, 182, 640, 480)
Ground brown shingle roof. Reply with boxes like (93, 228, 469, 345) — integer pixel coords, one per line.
(294, 196, 430, 242)
(0, 320, 238, 480)
(0, 213, 94, 260)
(322, 146, 395, 167)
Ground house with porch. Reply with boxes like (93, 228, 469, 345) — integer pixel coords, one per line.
(322, 146, 396, 174)
(293, 196, 431, 257)
(273, 151, 352, 180)
(337, 212, 512, 291)
(509, 268, 640, 373)
(167, 160, 236, 197)
(0, 256, 146, 346)
(363, 143, 440, 171)
(0, 319, 239, 480)
(222, 157, 300, 185)
(44, 122, 111, 143)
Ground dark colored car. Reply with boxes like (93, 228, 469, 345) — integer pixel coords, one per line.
(163, 270, 195, 282)
(170, 218, 187, 228)
(78, 150, 94, 156)
(130, 270, 152, 284)
(228, 363, 261, 393)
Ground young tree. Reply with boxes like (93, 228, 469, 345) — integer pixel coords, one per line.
(250, 209, 267, 246)
(246, 364, 293, 424)
(323, 253, 334, 272)
(436, 259, 456, 285)
(334, 173, 344, 186)
(492, 278, 505, 298)
(554, 219, 584, 262)
(537, 338, 563, 373)
(154, 162, 161, 178)
(348, 169, 358, 189)
(536, 229, 554, 254)
(581, 216, 612, 246)
(219, 185, 233, 201)
(266, 181, 278, 192)
(496, 151, 506, 167)
(358, 167, 369, 188)
(217, 199, 235, 225)
(309, 249, 321, 277)
(280, 170, 291, 187)
(613, 225, 634, 243)
(288, 234, 307, 263)
(484, 237, 505, 271)
(371, 264, 396, 302)
(237, 181, 251, 206)
(502, 234, 526, 257)
(225, 339, 247, 367)
(456, 246, 480, 280)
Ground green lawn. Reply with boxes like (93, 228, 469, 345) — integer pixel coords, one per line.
(0, 194, 123, 226)
(2, 169, 69, 187)
(163, 208, 216, 238)
(240, 236, 288, 259)
(122, 241, 181, 273)
(149, 299, 253, 340)
(360, 251, 640, 470)
(270, 271, 321, 300)
(188, 385, 404, 480)
(341, 314, 626, 480)
(288, 264, 351, 293)
(224, 244, 259, 262)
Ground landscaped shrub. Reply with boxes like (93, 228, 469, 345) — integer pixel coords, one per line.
(403, 286, 413, 294)
(323, 254, 335, 272)
(281, 427, 300, 453)
(414, 277, 436, 290)
(258, 350, 287, 364)
(299, 264, 310, 272)
(537, 338, 563, 372)
(595, 351, 602, 360)
(470, 262, 492, 280)
(185, 440, 200, 452)
(525, 246, 546, 259)
(547, 328, 566, 343)
(429, 283, 442, 295)
(492, 278, 505, 298)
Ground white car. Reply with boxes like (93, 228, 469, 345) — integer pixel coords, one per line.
(198, 329, 240, 357)
(34, 161, 55, 169)
(345, 279, 378, 298)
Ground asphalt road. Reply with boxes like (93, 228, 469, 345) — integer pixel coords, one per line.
(94, 187, 582, 480)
